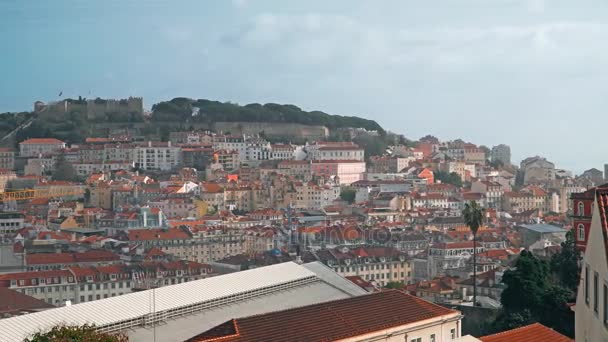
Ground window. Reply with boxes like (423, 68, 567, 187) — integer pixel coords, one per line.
(585, 266, 590, 305)
(595, 272, 599, 314)
(578, 224, 586, 241)
(411, 338, 421, 342)
(430, 334, 436, 342)
(578, 201, 585, 216)
(604, 283, 608, 325)
(451, 328, 456, 339)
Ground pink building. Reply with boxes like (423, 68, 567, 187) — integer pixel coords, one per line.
(311, 160, 366, 185)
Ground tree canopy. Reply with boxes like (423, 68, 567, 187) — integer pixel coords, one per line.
(52, 152, 79, 182)
(434, 171, 463, 187)
(25, 324, 128, 342)
(494, 250, 575, 337)
(550, 230, 580, 292)
(340, 187, 356, 204)
(151, 98, 385, 133)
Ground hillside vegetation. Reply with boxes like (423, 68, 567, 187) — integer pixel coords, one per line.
(151, 98, 384, 133)
(1, 98, 386, 150)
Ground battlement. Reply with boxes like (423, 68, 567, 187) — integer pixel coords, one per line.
(35, 97, 144, 119)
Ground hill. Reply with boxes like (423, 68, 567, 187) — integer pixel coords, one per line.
(151, 98, 384, 133)
(0, 98, 386, 149)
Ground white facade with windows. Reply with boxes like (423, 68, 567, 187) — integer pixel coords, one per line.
(135, 142, 182, 171)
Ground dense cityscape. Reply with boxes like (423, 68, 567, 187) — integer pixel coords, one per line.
(0, 95, 602, 341)
(3, 1, 608, 341)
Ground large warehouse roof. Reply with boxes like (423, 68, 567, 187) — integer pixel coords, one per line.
(0, 262, 366, 342)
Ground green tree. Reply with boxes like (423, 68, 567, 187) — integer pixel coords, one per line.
(434, 171, 463, 187)
(385, 281, 404, 289)
(52, 152, 78, 182)
(500, 250, 550, 312)
(496, 250, 575, 337)
(25, 324, 128, 342)
(340, 187, 356, 204)
(462, 200, 484, 306)
(550, 230, 581, 292)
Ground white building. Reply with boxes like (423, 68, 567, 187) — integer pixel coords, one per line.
(135, 141, 182, 171)
(307, 142, 365, 161)
(19, 138, 66, 158)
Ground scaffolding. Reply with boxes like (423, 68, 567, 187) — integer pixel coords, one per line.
(0, 187, 85, 202)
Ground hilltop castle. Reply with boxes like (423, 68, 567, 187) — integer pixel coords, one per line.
(35, 97, 143, 120)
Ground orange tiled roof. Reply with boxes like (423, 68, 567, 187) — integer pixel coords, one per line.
(20, 138, 65, 145)
(479, 323, 572, 342)
(187, 290, 457, 342)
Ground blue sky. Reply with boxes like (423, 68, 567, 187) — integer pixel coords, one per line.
(1, 0, 608, 173)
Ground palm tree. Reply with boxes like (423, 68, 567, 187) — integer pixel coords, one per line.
(462, 200, 485, 306)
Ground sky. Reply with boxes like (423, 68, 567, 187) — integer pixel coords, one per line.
(1, 0, 608, 173)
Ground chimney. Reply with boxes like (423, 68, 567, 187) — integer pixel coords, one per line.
(148, 141, 152, 148)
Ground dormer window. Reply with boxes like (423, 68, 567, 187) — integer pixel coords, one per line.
(39, 278, 45, 284)
(32, 279, 37, 285)
(578, 202, 585, 216)
(110, 274, 117, 280)
(86, 276, 93, 282)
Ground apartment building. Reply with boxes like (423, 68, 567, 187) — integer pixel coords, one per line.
(25, 250, 121, 271)
(0, 211, 25, 236)
(290, 181, 341, 210)
(19, 138, 66, 158)
(305, 246, 412, 287)
(270, 144, 295, 160)
(311, 160, 366, 185)
(0, 148, 15, 170)
(575, 188, 608, 341)
(428, 242, 485, 278)
(124, 227, 273, 263)
(306, 142, 364, 161)
(0, 261, 212, 306)
(135, 141, 182, 171)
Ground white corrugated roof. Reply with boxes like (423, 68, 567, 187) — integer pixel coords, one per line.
(0, 262, 315, 342)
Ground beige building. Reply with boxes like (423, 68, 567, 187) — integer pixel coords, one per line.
(502, 191, 548, 213)
(0, 148, 15, 170)
(19, 138, 66, 158)
(289, 180, 340, 210)
(575, 188, 608, 341)
(306, 246, 413, 287)
(125, 227, 273, 264)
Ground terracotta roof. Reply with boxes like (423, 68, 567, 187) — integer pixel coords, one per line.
(0, 287, 55, 315)
(479, 323, 572, 342)
(187, 290, 458, 342)
(26, 250, 120, 265)
(127, 228, 191, 241)
(19, 138, 65, 145)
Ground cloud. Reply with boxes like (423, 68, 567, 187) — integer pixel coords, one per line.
(160, 26, 194, 44)
(220, 13, 608, 72)
(232, 0, 248, 9)
(527, 0, 545, 13)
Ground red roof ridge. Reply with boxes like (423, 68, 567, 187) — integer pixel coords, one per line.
(479, 322, 572, 341)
